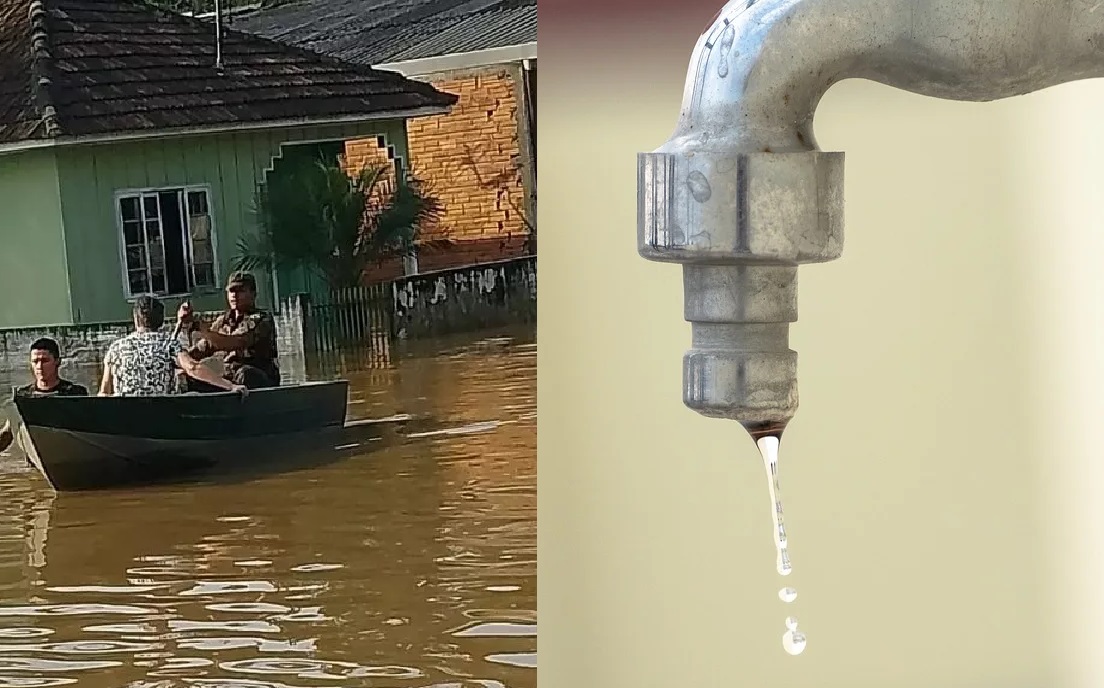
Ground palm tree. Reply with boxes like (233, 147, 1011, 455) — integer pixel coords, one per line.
(234, 155, 443, 291)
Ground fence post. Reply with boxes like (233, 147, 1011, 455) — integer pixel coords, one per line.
(294, 292, 312, 354)
(356, 285, 368, 343)
(389, 281, 400, 340)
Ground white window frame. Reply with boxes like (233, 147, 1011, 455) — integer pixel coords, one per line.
(114, 184, 222, 301)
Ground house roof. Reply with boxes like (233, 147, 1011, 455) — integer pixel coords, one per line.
(232, 0, 536, 69)
(0, 0, 458, 146)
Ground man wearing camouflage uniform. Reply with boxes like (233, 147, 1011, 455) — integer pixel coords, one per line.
(178, 271, 281, 391)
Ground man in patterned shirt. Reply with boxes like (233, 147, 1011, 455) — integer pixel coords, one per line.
(98, 296, 245, 397)
(179, 271, 281, 391)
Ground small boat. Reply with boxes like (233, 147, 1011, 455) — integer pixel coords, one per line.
(10, 380, 351, 491)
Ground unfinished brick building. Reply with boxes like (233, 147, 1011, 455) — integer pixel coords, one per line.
(236, 0, 537, 282)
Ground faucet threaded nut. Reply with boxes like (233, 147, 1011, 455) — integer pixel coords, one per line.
(684, 346, 798, 425)
(638, 150, 844, 265)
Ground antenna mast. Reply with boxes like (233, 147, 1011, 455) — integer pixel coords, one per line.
(213, 0, 224, 70)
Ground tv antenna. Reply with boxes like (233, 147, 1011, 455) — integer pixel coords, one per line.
(213, 0, 224, 71)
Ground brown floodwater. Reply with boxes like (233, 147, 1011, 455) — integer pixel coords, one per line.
(0, 325, 536, 688)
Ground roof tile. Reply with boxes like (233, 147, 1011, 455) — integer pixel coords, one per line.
(234, 0, 536, 68)
(0, 0, 458, 144)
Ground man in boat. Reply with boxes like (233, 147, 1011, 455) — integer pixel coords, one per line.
(0, 338, 88, 453)
(178, 270, 281, 391)
(98, 295, 246, 397)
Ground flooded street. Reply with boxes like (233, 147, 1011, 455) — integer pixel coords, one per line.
(0, 325, 536, 687)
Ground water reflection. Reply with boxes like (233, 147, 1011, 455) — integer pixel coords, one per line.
(0, 326, 535, 687)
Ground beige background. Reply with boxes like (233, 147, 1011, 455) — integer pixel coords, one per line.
(538, 51, 1104, 688)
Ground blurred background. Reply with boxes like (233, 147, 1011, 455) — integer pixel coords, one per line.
(538, 1, 1104, 686)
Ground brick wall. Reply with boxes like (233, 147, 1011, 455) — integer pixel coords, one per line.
(359, 235, 531, 283)
(345, 66, 531, 284)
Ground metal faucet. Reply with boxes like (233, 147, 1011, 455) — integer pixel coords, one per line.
(638, 0, 1104, 439)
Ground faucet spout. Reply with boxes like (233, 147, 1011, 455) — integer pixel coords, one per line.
(639, 0, 1104, 435)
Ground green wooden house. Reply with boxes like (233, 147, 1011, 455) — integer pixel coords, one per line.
(0, 0, 457, 329)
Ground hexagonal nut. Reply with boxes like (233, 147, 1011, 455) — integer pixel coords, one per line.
(683, 349, 797, 424)
(638, 150, 844, 265)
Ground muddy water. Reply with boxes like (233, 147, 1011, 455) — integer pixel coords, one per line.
(0, 326, 536, 687)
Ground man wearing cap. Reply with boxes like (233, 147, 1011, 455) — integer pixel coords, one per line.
(178, 271, 281, 391)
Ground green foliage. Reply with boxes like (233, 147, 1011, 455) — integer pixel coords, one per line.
(234, 156, 443, 289)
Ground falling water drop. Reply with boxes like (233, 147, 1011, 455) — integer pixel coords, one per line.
(785, 616, 798, 631)
(783, 629, 807, 656)
(778, 587, 797, 603)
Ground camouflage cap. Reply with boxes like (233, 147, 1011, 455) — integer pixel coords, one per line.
(226, 271, 257, 291)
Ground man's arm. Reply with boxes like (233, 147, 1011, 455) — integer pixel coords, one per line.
(178, 303, 213, 360)
(195, 313, 272, 353)
(195, 327, 250, 352)
(98, 363, 114, 397)
(99, 344, 118, 397)
(175, 352, 243, 392)
(187, 337, 214, 361)
(187, 313, 231, 356)
(0, 420, 12, 454)
(0, 391, 18, 453)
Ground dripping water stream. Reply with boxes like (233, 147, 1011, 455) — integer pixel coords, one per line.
(749, 425, 806, 656)
(758, 435, 791, 578)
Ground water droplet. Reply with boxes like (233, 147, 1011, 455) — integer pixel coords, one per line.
(783, 629, 807, 655)
(785, 616, 798, 631)
(716, 23, 736, 78)
(778, 547, 792, 576)
(686, 171, 712, 203)
(778, 587, 797, 603)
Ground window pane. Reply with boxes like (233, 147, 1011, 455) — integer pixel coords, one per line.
(128, 269, 149, 294)
(151, 272, 166, 294)
(191, 237, 212, 264)
(147, 230, 164, 262)
(194, 262, 215, 288)
(122, 220, 142, 245)
(125, 245, 147, 270)
(191, 219, 213, 264)
(187, 191, 208, 215)
(144, 219, 163, 241)
(120, 197, 140, 222)
(187, 198, 214, 285)
(143, 196, 159, 220)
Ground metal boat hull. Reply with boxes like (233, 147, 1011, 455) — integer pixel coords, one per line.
(11, 381, 351, 491)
